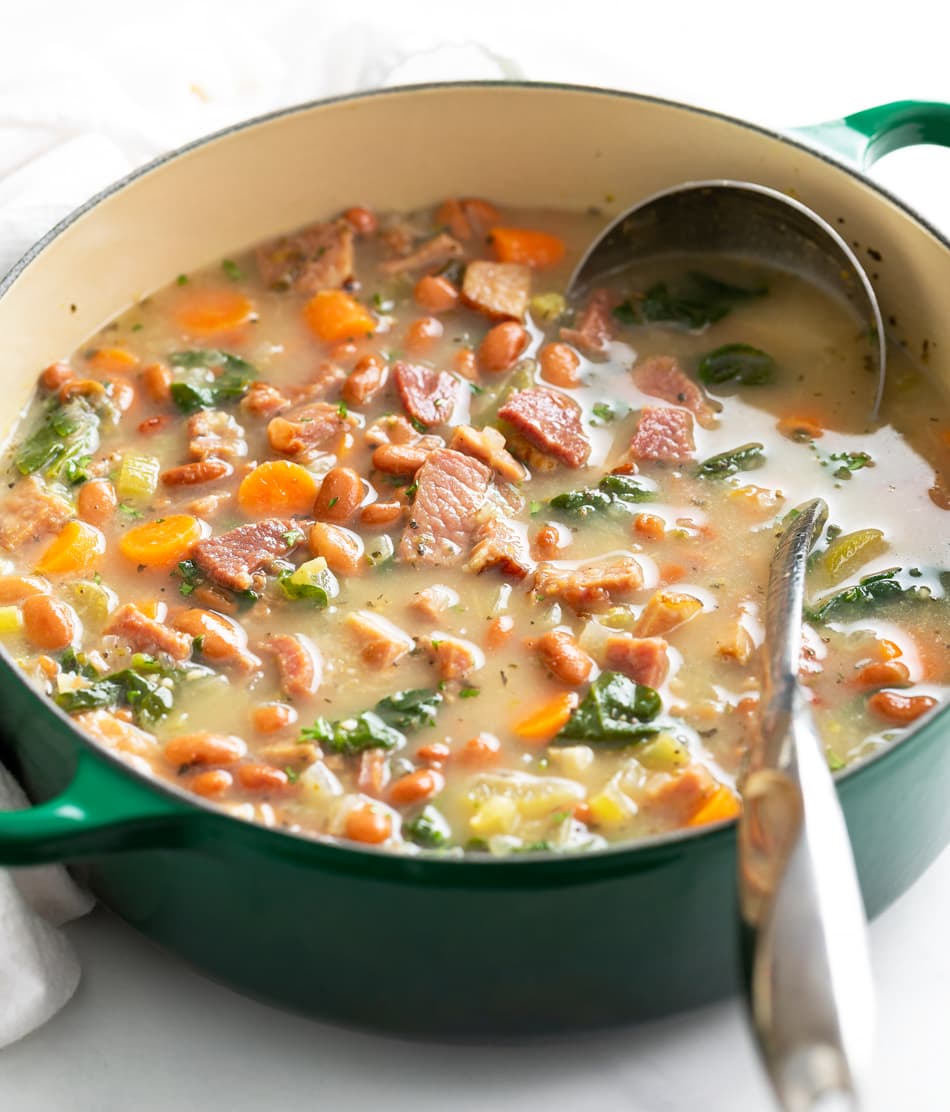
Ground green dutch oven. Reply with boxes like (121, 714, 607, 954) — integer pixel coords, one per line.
(0, 85, 948, 1037)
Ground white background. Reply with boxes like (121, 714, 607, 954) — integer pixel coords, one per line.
(2, 1, 950, 1108)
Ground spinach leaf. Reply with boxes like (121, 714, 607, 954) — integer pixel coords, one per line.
(697, 343, 775, 387)
(549, 472, 655, 516)
(697, 442, 765, 479)
(278, 571, 332, 607)
(15, 398, 100, 484)
(55, 660, 176, 724)
(613, 271, 767, 331)
(375, 688, 443, 732)
(806, 567, 932, 623)
(828, 450, 874, 480)
(300, 711, 405, 755)
(406, 806, 451, 848)
(169, 349, 257, 413)
(557, 672, 662, 745)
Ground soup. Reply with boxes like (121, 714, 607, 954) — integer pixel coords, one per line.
(2, 197, 947, 856)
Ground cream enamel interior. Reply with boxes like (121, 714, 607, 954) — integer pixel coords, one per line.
(1, 84, 948, 437)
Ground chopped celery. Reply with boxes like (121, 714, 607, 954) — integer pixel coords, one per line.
(820, 528, 886, 584)
(637, 733, 692, 771)
(64, 580, 119, 630)
(529, 292, 566, 322)
(0, 606, 23, 635)
(279, 557, 340, 606)
(116, 454, 160, 504)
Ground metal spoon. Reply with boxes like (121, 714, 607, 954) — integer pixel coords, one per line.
(741, 498, 875, 1111)
(568, 180, 886, 418)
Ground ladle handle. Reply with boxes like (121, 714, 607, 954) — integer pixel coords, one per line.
(793, 99, 950, 169)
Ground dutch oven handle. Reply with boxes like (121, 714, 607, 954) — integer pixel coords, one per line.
(793, 99, 950, 167)
(0, 749, 197, 865)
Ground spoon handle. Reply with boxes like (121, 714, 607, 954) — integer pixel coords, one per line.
(738, 499, 875, 1111)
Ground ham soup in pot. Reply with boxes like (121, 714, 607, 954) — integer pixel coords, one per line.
(2, 197, 948, 855)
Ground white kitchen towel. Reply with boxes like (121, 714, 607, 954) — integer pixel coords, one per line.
(0, 2, 524, 1050)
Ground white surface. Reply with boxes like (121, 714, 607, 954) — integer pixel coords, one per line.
(2, 0, 950, 1107)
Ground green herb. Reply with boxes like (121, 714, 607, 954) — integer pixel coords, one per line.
(556, 671, 662, 745)
(697, 343, 775, 387)
(221, 259, 243, 281)
(375, 688, 443, 731)
(459, 686, 480, 699)
(371, 293, 395, 312)
(55, 661, 176, 724)
(327, 496, 339, 509)
(15, 398, 101, 484)
(806, 567, 931, 623)
(406, 805, 451, 848)
(549, 472, 655, 516)
(826, 751, 846, 772)
(176, 274, 188, 286)
(130, 323, 144, 332)
(284, 766, 300, 783)
(337, 400, 348, 418)
(697, 442, 765, 479)
(192, 635, 205, 654)
(529, 500, 543, 516)
(58, 648, 98, 679)
(410, 416, 427, 434)
(591, 401, 626, 424)
(175, 559, 203, 597)
(278, 569, 332, 607)
(282, 530, 304, 547)
(613, 271, 767, 331)
(118, 503, 144, 519)
(404, 482, 418, 502)
(828, 450, 874, 479)
(300, 711, 404, 755)
(168, 349, 258, 412)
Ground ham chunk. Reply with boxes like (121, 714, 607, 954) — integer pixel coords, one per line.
(462, 260, 531, 320)
(259, 633, 322, 698)
(560, 288, 613, 354)
(428, 635, 484, 682)
(241, 381, 291, 419)
(0, 477, 72, 550)
(633, 355, 718, 429)
(604, 635, 670, 688)
(268, 402, 354, 458)
(104, 604, 193, 661)
(634, 590, 703, 637)
(399, 448, 491, 566)
(409, 584, 460, 621)
(449, 424, 528, 483)
(498, 387, 590, 468)
(378, 232, 463, 275)
(629, 407, 695, 463)
(188, 410, 247, 460)
(534, 557, 643, 611)
(393, 362, 465, 429)
(466, 515, 533, 579)
(192, 518, 302, 593)
(345, 610, 414, 669)
(256, 219, 354, 293)
(645, 766, 717, 825)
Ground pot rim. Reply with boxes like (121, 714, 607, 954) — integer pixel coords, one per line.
(2, 78, 947, 873)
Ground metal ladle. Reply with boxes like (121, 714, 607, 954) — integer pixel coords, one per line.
(568, 180, 887, 418)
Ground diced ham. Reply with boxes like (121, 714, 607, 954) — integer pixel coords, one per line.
(104, 604, 193, 661)
(398, 448, 492, 566)
(267, 402, 354, 458)
(717, 621, 755, 665)
(161, 459, 233, 486)
(449, 424, 528, 482)
(629, 407, 695, 463)
(0, 477, 72, 550)
(188, 410, 247, 459)
(633, 355, 718, 429)
(534, 557, 643, 611)
(461, 260, 531, 320)
(498, 387, 590, 468)
(393, 362, 464, 429)
(645, 766, 717, 825)
(344, 610, 414, 669)
(429, 635, 484, 681)
(634, 590, 703, 637)
(466, 515, 533, 579)
(289, 362, 347, 404)
(604, 635, 670, 688)
(560, 288, 613, 354)
(75, 709, 156, 756)
(256, 219, 354, 293)
(378, 232, 463, 275)
(259, 633, 322, 698)
(241, 381, 291, 419)
(192, 518, 303, 593)
(409, 584, 460, 620)
(188, 492, 232, 518)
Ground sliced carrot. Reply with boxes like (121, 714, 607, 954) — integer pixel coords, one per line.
(36, 520, 105, 577)
(776, 414, 825, 441)
(687, 784, 742, 827)
(119, 514, 202, 569)
(303, 290, 376, 343)
(176, 288, 254, 336)
(238, 460, 319, 517)
(489, 227, 566, 269)
(513, 691, 579, 745)
(88, 346, 138, 373)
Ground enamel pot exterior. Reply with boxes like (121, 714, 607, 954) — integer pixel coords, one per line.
(0, 85, 949, 1035)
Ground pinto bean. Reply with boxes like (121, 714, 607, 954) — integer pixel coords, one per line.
(453, 346, 478, 380)
(342, 355, 386, 407)
(252, 702, 298, 734)
(237, 763, 290, 791)
(867, 690, 937, 723)
(138, 415, 170, 435)
(485, 614, 514, 650)
(414, 275, 459, 314)
(404, 316, 443, 355)
(371, 442, 430, 476)
(40, 362, 74, 391)
(342, 206, 377, 236)
(360, 501, 403, 529)
(173, 608, 260, 671)
(538, 342, 581, 387)
(854, 660, 910, 689)
(535, 630, 594, 686)
(459, 733, 502, 766)
(164, 731, 246, 767)
(161, 459, 233, 486)
(59, 378, 107, 404)
(389, 769, 445, 806)
(308, 521, 364, 575)
(75, 478, 117, 527)
(416, 742, 451, 766)
(345, 803, 392, 844)
(141, 362, 172, 404)
(22, 594, 79, 650)
(313, 467, 362, 522)
(533, 523, 562, 560)
(477, 321, 530, 373)
(190, 769, 233, 797)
